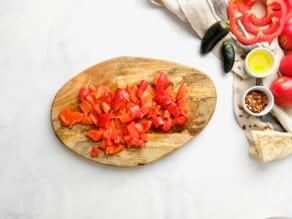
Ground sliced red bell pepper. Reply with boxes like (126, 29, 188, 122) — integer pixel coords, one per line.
(227, 0, 287, 44)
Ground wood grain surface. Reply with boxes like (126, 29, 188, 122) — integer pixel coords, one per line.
(51, 56, 217, 167)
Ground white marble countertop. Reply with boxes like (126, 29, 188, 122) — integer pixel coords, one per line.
(1, 0, 292, 218)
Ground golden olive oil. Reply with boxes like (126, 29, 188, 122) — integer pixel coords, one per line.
(247, 50, 273, 75)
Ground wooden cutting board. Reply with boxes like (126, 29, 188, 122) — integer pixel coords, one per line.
(51, 56, 217, 167)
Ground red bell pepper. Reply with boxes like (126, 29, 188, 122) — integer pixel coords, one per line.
(227, 0, 287, 45)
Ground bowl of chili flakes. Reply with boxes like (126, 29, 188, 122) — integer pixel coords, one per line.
(242, 85, 274, 117)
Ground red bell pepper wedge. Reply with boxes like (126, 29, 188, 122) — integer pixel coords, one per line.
(227, 0, 287, 45)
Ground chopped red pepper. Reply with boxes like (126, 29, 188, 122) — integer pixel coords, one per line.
(97, 113, 111, 127)
(58, 71, 189, 156)
(58, 107, 83, 128)
(79, 87, 90, 102)
(79, 101, 92, 115)
(90, 146, 101, 157)
(154, 71, 170, 91)
(227, 0, 287, 44)
(87, 129, 104, 141)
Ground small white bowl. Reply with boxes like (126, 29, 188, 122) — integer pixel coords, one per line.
(242, 86, 274, 116)
(244, 47, 276, 78)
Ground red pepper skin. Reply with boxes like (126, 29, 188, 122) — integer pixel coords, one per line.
(227, 0, 287, 45)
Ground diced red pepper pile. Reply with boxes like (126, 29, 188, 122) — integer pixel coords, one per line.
(58, 71, 188, 157)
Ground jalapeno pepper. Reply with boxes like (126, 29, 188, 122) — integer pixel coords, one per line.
(227, 0, 287, 45)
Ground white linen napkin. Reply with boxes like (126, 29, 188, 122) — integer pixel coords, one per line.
(150, 0, 292, 162)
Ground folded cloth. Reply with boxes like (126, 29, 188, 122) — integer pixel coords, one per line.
(150, 0, 292, 163)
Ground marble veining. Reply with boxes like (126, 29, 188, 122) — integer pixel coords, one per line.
(0, 0, 292, 218)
